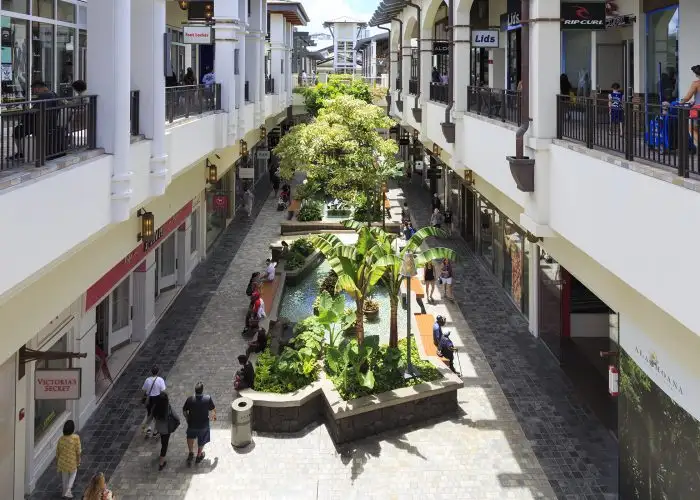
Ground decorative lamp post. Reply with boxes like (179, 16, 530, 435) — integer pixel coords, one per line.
(400, 251, 419, 379)
(381, 181, 388, 231)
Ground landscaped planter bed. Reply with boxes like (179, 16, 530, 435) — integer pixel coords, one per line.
(280, 220, 401, 235)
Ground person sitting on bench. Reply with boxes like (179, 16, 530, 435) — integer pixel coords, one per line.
(245, 328, 268, 357)
(433, 315, 446, 346)
(8, 81, 60, 161)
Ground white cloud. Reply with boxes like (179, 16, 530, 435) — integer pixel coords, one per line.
(299, 0, 378, 41)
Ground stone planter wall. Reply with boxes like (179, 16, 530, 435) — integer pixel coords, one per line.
(283, 250, 323, 286)
(252, 392, 324, 433)
(280, 220, 401, 235)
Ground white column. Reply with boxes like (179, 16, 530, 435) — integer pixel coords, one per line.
(214, 0, 240, 145)
(590, 31, 598, 93)
(247, 0, 263, 124)
(270, 13, 285, 97)
(528, 242, 539, 337)
(286, 23, 293, 104)
(453, 24, 471, 112)
(236, 0, 247, 137)
(632, 9, 645, 95)
(679, 0, 700, 97)
(131, 0, 169, 197)
(88, 0, 132, 222)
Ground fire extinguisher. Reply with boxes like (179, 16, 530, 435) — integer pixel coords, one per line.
(608, 365, 619, 397)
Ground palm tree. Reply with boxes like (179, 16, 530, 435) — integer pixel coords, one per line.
(311, 227, 385, 345)
(342, 220, 457, 348)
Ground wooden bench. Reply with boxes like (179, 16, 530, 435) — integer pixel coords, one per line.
(287, 199, 301, 220)
(258, 275, 281, 316)
(415, 313, 449, 364)
(400, 276, 424, 299)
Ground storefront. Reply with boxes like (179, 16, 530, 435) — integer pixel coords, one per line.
(1, 0, 87, 102)
(468, 1, 493, 87)
(460, 185, 530, 315)
(206, 167, 233, 248)
(500, 0, 521, 92)
(645, 2, 679, 102)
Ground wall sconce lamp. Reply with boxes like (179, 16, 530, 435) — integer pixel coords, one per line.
(260, 125, 267, 139)
(136, 209, 155, 243)
(206, 159, 218, 184)
(432, 143, 441, 156)
(464, 169, 474, 185)
(526, 232, 542, 244)
(412, 129, 419, 140)
(204, 2, 213, 19)
(240, 139, 248, 156)
(178, 0, 188, 10)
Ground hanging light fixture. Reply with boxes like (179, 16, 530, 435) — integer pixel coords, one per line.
(432, 143, 441, 157)
(260, 125, 267, 139)
(240, 139, 248, 156)
(204, 2, 213, 19)
(136, 209, 155, 243)
(206, 159, 218, 183)
(178, 0, 188, 11)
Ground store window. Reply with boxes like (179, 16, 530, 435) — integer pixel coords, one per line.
(34, 335, 68, 443)
(168, 27, 186, 83)
(1, 17, 29, 102)
(646, 6, 679, 102)
(110, 278, 130, 331)
(56, 0, 75, 23)
(433, 3, 448, 79)
(191, 209, 198, 254)
(31, 22, 54, 90)
(78, 29, 86, 82)
(2, 0, 28, 14)
(31, 0, 53, 18)
(57, 25, 75, 96)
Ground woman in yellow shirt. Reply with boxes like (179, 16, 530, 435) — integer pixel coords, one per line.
(56, 420, 81, 499)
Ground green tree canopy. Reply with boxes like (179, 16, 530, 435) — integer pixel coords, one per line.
(300, 75, 372, 116)
(274, 94, 399, 205)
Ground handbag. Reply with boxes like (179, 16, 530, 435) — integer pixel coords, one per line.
(141, 377, 157, 405)
(167, 406, 181, 434)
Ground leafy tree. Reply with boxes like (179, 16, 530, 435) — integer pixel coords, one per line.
(342, 221, 457, 348)
(274, 94, 399, 206)
(301, 75, 372, 116)
(310, 227, 385, 345)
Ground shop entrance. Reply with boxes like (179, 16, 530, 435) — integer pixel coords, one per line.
(538, 252, 619, 435)
(471, 48, 489, 86)
(0, 356, 15, 500)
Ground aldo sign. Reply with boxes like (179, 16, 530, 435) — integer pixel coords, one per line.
(471, 30, 499, 48)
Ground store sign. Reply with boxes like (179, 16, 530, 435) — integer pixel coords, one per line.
(84, 201, 193, 311)
(35, 369, 81, 400)
(239, 167, 255, 179)
(183, 26, 212, 44)
(414, 160, 423, 172)
(606, 14, 635, 29)
(212, 195, 228, 212)
(256, 149, 271, 160)
(471, 30, 499, 48)
(432, 41, 449, 55)
(561, 2, 606, 30)
(503, 0, 521, 30)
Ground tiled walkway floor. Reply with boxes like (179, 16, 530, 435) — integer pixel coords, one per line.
(30, 178, 617, 500)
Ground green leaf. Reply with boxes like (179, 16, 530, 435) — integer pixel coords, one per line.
(359, 369, 375, 389)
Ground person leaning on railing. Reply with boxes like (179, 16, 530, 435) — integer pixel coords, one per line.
(7, 80, 59, 162)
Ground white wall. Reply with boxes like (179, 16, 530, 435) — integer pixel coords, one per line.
(549, 143, 700, 339)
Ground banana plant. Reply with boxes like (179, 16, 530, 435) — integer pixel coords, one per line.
(311, 228, 385, 345)
(326, 335, 380, 392)
(341, 220, 457, 348)
(315, 290, 355, 348)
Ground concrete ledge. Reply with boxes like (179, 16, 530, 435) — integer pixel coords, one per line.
(281, 220, 402, 235)
(284, 250, 323, 286)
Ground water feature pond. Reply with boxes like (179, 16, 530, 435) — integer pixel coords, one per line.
(278, 260, 407, 345)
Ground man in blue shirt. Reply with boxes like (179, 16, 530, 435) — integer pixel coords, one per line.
(433, 315, 446, 346)
(438, 331, 458, 374)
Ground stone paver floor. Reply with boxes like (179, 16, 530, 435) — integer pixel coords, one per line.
(31, 177, 617, 500)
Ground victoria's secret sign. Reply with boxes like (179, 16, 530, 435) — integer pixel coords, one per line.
(84, 201, 193, 311)
(35, 369, 82, 400)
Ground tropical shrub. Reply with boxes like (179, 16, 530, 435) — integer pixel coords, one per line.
(290, 237, 314, 257)
(297, 200, 323, 221)
(317, 270, 339, 296)
(284, 251, 306, 271)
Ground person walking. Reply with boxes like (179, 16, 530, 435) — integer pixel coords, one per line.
(271, 167, 281, 197)
(244, 187, 254, 217)
(152, 391, 180, 470)
(183, 382, 217, 466)
(431, 193, 442, 212)
(439, 257, 454, 301)
(430, 208, 444, 229)
(56, 420, 81, 499)
(438, 331, 459, 374)
(82, 472, 113, 500)
(424, 260, 436, 302)
(141, 365, 166, 439)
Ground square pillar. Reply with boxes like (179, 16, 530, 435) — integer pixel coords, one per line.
(453, 25, 471, 112)
(215, 0, 241, 145)
(270, 13, 285, 96)
(529, 0, 561, 139)
(88, 0, 132, 222)
(236, 0, 247, 137)
(131, 0, 169, 196)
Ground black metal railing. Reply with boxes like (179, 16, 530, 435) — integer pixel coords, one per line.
(429, 82, 449, 104)
(1, 95, 97, 171)
(408, 78, 419, 95)
(244, 81, 250, 102)
(165, 84, 221, 123)
(466, 86, 521, 125)
(130, 90, 140, 136)
(557, 95, 700, 177)
(395, 75, 402, 92)
(265, 77, 275, 95)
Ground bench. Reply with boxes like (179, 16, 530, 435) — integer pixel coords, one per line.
(288, 199, 301, 220)
(400, 275, 426, 314)
(415, 313, 449, 364)
(258, 274, 281, 316)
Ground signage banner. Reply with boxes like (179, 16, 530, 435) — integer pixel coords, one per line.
(505, 0, 521, 30)
(239, 167, 255, 179)
(471, 30, 499, 48)
(84, 201, 193, 311)
(561, 2, 606, 30)
(606, 14, 635, 29)
(256, 149, 271, 160)
(432, 41, 449, 55)
(35, 368, 81, 400)
(183, 26, 212, 44)
(212, 195, 228, 212)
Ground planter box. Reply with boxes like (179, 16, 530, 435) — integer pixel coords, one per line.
(284, 250, 323, 286)
(281, 220, 401, 235)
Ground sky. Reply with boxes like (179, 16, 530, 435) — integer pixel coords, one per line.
(300, 0, 380, 41)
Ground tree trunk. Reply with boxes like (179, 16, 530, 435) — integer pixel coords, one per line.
(389, 297, 398, 348)
(355, 299, 365, 345)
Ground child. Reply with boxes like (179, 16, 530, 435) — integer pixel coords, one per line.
(608, 83, 624, 136)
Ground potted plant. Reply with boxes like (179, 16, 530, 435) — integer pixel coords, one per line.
(363, 298, 380, 318)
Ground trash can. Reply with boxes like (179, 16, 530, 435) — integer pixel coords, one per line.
(231, 397, 253, 448)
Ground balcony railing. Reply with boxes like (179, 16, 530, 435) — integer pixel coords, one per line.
(408, 78, 419, 95)
(1, 95, 97, 171)
(395, 76, 402, 92)
(165, 84, 221, 123)
(130, 90, 140, 136)
(244, 81, 250, 102)
(557, 95, 700, 177)
(265, 77, 275, 95)
(466, 86, 521, 125)
(429, 82, 449, 104)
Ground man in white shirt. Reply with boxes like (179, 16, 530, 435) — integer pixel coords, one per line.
(201, 66, 215, 89)
(142, 365, 166, 437)
(265, 259, 276, 282)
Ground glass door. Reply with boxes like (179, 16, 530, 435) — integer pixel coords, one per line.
(158, 233, 177, 290)
(109, 277, 132, 352)
(154, 248, 160, 299)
